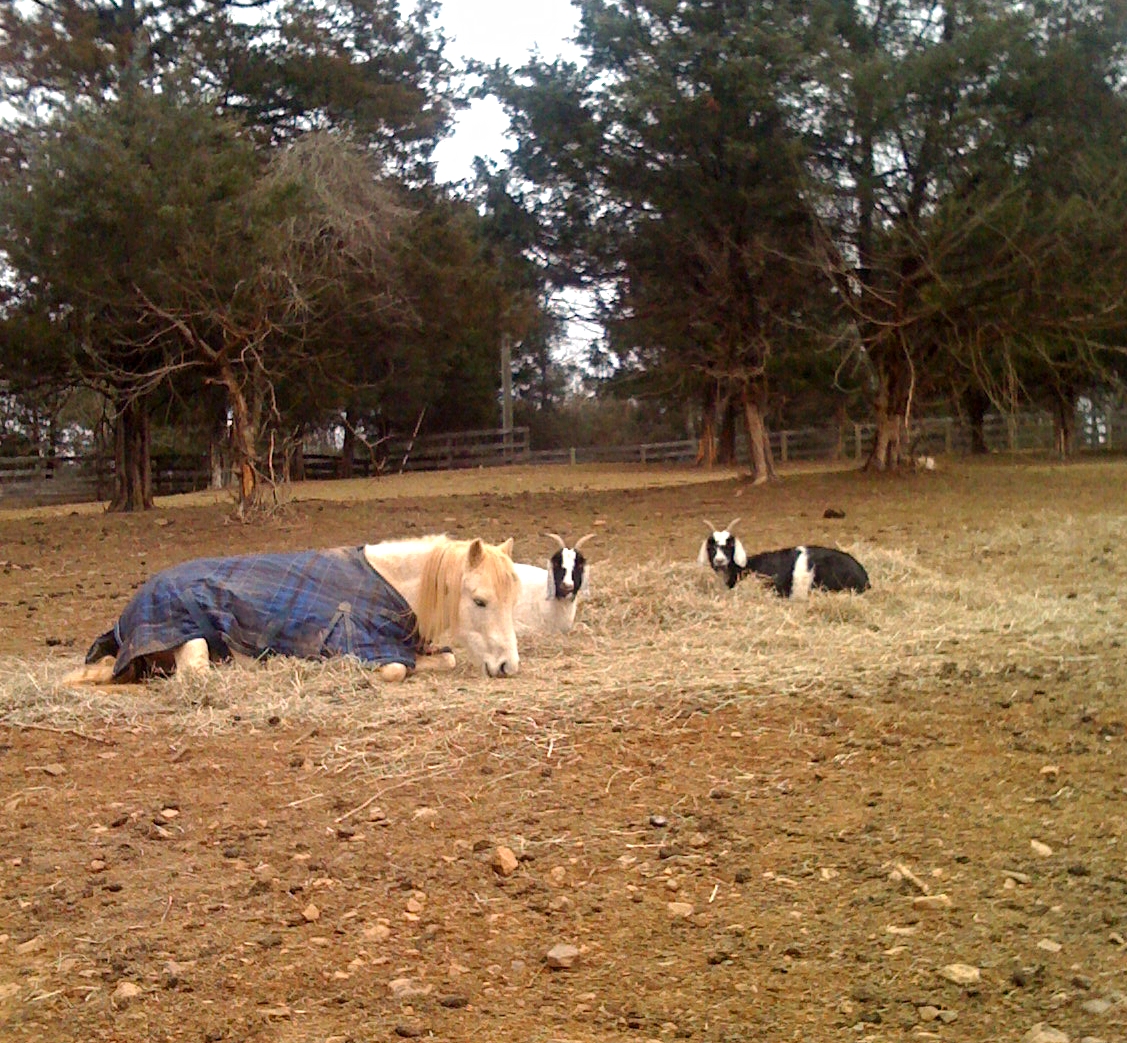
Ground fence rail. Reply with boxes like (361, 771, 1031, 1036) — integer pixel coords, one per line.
(1, 410, 1121, 508)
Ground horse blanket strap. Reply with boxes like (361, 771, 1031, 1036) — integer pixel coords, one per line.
(99, 547, 421, 679)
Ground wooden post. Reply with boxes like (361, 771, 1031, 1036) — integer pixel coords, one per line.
(640, 444, 648, 464)
(945, 417, 953, 454)
(569, 447, 576, 465)
(854, 423, 862, 460)
(780, 430, 789, 464)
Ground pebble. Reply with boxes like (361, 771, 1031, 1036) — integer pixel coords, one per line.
(1037, 939, 1062, 953)
(1022, 1025, 1070, 1043)
(938, 1010, 958, 1024)
(301, 903, 320, 922)
(1080, 999, 1112, 1016)
(667, 902, 695, 918)
(112, 981, 142, 1006)
(918, 1005, 940, 1022)
(41, 763, 66, 777)
(938, 963, 981, 985)
(1031, 840, 1054, 858)
(394, 1020, 425, 1038)
(649, 815, 668, 828)
(15, 937, 43, 955)
(546, 943, 580, 970)
(492, 846, 519, 877)
(363, 923, 391, 942)
(388, 978, 432, 999)
(914, 894, 953, 912)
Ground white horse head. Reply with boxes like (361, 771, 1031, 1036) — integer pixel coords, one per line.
(369, 535, 520, 678)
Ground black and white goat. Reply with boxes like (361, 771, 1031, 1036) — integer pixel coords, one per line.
(698, 519, 870, 598)
(514, 533, 594, 634)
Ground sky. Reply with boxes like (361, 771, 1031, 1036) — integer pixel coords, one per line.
(430, 0, 583, 184)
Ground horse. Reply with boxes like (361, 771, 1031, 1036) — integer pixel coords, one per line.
(64, 535, 520, 685)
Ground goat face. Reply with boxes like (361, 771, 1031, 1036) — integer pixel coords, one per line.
(548, 546, 586, 600)
(697, 529, 748, 574)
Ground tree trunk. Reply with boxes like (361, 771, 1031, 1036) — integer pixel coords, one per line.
(866, 355, 912, 471)
(339, 411, 356, 479)
(107, 395, 153, 512)
(740, 379, 776, 484)
(718, 392, 737, 465)
(208, 390, 230, 490)
(696, 384, 718, 467)
(965, 387, 990, 455)
(217, 361, 259, 514)
(1050, 388, 1076, 458)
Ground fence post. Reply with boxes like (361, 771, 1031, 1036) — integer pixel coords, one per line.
(780, 430, 789, 464)
(640, 444, 648, 464)
(853, 423, 862, 460)
(569, 447, 576, 466)
(945, 417, 954, 454)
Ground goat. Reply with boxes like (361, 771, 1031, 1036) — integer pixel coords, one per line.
(698, 519, 870, 598)
(514, 533, 594, 634)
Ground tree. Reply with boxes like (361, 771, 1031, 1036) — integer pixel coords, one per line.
(486, 0, 836, 482)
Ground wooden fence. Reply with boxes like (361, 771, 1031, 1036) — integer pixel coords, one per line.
(1, 410, 1121, 508)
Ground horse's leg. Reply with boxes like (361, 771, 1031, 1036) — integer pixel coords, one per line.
(378, 662, 409, 683)
(413, 651, 458, 673)
(174, 638, 210, 676)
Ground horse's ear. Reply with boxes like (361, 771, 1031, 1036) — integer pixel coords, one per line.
(733, 538, 748, 568)
(498, 537, 514, 558)
(466, 538, 484, 567)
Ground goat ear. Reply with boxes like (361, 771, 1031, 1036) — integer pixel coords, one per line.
(546, 570, 555, 599)
(697, 539, 711, 566)
(733, 538, 748, 568)
(498, 537, 514, 558)
(466, 538, 484, 567)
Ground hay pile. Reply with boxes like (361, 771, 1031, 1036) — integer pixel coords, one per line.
(3, 512, 1121, 795)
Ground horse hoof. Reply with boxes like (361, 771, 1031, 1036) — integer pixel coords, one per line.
(378, 662, 409, 683)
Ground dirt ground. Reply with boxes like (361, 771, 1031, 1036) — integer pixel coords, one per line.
(1, 459, 1125, 1043)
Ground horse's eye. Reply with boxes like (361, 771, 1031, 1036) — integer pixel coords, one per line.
(473, 597, 487, 608)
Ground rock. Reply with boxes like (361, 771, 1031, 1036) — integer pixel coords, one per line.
(546, 943, 580, 970)
(918, 1005, 940, 1022)
(363, 923, 391, 942)
(112, 981, 142, 1006)
(301, 903, 320, 922)
(491, 846, 519, 877)
(938, 963, 981, 985)
(914, 894, 953, 912)
(15, 937, 43, 955)
(1004, 869, 1032, 884)
(688, 832, 709, 848)
(649, 815, 668, 828)
(1072, 974, 1093, 990)
(1031, 840, 1054, 858)
(406, 896, 424, 914)
(667, 902, 695, 918)
(1080, 999, 1112, 1016)
(87, 859, 107, 872)
(938, 1010, 959, 1024)
(438, 994, 470, 1009)
(413, 807, 438, 822)
(548, 866, 566, 886)
(388, 978, 432, 1000)
(824, 507, 846, 519)
(1037, 939, 1062, 953)
(160, 807, 180, 820)
(1022, 1025, 1070, 1043)
(394, 1020, 425, 1038)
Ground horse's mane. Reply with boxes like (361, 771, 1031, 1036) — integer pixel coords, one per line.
(413, 536, 517, 644)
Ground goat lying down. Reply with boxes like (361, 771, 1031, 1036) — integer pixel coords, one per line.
(514, 533, 594, 634)
(699, 519, 870, 598)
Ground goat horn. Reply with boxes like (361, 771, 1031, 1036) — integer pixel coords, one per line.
(703, 518, 718, 532)
(544, 532, 567, 550)
(726, 517, 741, 531)
(573, 532, 596, 550)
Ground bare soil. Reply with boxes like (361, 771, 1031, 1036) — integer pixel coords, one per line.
(1, 459, 1125, 1043)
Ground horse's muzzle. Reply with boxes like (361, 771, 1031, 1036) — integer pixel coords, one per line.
(485, 658, 519, 678)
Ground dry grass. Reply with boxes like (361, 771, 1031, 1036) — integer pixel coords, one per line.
(3, 500, 1122, 795)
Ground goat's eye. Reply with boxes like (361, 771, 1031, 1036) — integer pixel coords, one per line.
(473, 597, 487, 608)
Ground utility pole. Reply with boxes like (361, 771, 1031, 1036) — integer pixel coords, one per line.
(500, 333, 513, 461)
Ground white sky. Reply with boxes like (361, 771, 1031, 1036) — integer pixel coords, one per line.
(430, 0, 583, 184)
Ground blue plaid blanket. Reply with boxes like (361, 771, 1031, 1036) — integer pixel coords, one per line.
(88, 547, 421, 678)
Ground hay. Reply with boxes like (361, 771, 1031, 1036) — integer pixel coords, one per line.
(3, 507, 1122, 794)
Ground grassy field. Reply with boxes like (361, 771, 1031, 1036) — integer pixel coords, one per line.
(1, 457, 1124, 1043)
